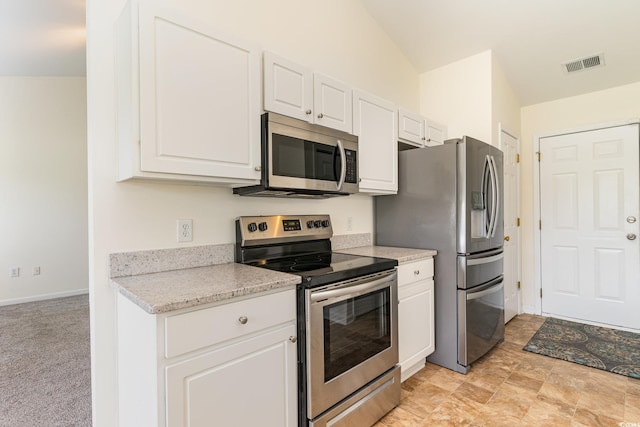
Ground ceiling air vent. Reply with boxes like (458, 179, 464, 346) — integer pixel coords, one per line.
(562, 53, 605, 74)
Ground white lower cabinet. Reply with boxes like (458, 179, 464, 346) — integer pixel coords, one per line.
(117, 289, 297, 427)
(165, 323, 297, 427)
(397, 258, 435, 382)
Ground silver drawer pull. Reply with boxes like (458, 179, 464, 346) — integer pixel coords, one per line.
(289, 336, 297, 343)
(305, 109, 312, 115)
(317, 113, 324, 119)
(627, 233, 637, 241)
(414, 270, 420, 275)
(238, 316, 248, 325)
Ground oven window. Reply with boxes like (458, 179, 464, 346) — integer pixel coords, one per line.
(272, 134, 340, 182)
(323, 287, 391, 382)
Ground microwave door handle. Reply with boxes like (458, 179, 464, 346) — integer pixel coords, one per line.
(336, 139, 347, 191)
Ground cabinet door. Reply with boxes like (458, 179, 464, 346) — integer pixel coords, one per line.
(398, 279, 435, 380)
(353, 89, 397, 195)
(137, 4, 261, 180)
(397, 108, 425, 147)
(166, 324, 297, 427)
(313, 72, 352, 133)
(263, 51, 313, 122)
(425, 119, 447, 147)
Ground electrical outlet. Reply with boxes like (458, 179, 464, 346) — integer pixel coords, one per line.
(10, 267, 20, 278)
(346, 217, 353, 232)
(33, 266, 41, 276)
(177, 219, 193, 242)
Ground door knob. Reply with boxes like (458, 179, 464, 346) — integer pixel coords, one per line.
(627, 216, 637, 224)
(504, 236, 510, 242)
(627, 233, 637, 241)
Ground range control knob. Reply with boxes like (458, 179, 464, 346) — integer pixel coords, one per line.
(321, 220, 330, 228)
(247, 222, 258, 232)
(306, 220, 315, 229)
(314, 220, 322, 228)
(258, 222, 268, 232)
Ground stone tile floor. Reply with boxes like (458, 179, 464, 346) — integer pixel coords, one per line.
(375, 314, 640, 426)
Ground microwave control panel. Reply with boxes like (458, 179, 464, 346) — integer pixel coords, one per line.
(345, 150, 357, 183)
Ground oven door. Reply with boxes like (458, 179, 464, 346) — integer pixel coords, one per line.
(306, 270, 398, 419)
(267, 119, 358, 194)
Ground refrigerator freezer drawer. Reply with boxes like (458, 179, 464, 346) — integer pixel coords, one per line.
(457, 249, 503, 289)
(457, 278, 505, 367)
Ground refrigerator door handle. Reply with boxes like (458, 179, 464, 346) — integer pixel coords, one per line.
(467, 252, 504, 266)
(466, 280, 504, 301)
(482, 155, 492, 238)
(487, 155, 499, 238)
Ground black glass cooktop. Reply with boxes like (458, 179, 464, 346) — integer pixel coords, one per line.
(249, 252, 397, 287)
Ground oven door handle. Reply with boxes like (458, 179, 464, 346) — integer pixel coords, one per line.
(310, 271, 396, 303)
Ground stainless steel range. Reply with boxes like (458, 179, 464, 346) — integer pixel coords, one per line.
(236, 215, 401, 427)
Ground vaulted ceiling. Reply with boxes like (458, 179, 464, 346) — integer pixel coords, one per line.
(2, 0, 640, 106)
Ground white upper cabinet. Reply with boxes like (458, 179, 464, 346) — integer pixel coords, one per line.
(424, 118, 447, 147)
(353, 89, 398, 195)
(313, 73, 353, 133)
(263, 52, 352, 133)
(115, 1, 261, 184)
(263, 51, 314, 122)
(398, 108, 425, 147)
(398, 108, 447, 148)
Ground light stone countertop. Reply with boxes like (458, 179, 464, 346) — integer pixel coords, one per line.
(335, 245, 437, 264)
(111, 263, 300, 314)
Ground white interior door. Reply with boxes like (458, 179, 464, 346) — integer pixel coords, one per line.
(499, 127, 520, 323)
(540, 124, 640, 330)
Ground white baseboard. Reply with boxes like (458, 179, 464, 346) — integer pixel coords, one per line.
(0, 288, 89, 307)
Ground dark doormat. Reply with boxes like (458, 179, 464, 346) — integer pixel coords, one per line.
(523, 317, 640, 379)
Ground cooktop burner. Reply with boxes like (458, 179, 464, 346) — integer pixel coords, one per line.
(247, 251, 396, 287)
(236, 215, 397, 287)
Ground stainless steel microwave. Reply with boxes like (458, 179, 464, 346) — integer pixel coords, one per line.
(233, 113, 359, 198)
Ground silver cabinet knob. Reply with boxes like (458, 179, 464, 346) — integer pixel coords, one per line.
(414, 270, 420, 276)
(627, 233, 637, 241)
(627, 216, 637, 223)
(254, 166, 262, 172)
(238, 316, 248, 325)
(305, 109, 312, 115)
(317, 113, 324, 119)
(289, 336, 297, 343)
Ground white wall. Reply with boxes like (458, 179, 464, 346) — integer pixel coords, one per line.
(491, 55, 521, 142)
(0, 77, 88, 305)
(86, 0, 420, 424)
(520, 80, 640, 313)
(419, 50, 493, 144)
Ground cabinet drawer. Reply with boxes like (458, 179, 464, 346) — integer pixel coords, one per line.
(164, 289, 295, 359)
(397, 258, 434, 287)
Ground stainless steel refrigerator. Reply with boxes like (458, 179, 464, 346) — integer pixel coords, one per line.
(376, 136, 505, 374)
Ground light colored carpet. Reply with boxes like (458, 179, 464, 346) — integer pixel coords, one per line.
(0, 294, 91, 426)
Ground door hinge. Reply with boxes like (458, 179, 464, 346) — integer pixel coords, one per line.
(517, 281, 521, 290)
(517, 217, 521, 227)
(540, 288, 543, 298)
(516, 153, 520, 163)
(539, 220, 542, 230)
(536, 151, 541, 162)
